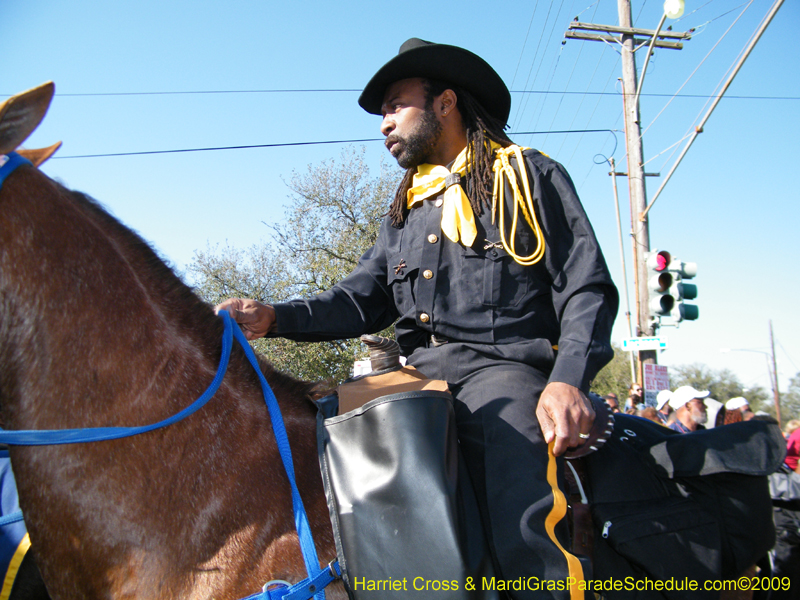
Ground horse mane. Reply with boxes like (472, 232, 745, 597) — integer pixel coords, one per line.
(55, 181, 321, 407)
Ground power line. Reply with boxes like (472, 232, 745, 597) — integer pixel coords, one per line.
(52, 129, 619, 160)
(680, 1, 751, 28)
(641, 0, 755, 151)
(8, 89, 792, 101)
(538, 0, 586, 143)
(565, 51, 621, 171)
(510, 2, 540, 91)
(519, 90, 796, 100)
(53, 138, 380, 159)
(51, 89, 363, 97)
(529, 1, 575, 134)
(512, 0, 560, 132)
(554, 0, 605, 157)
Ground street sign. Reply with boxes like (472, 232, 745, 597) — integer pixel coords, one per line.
(622, 336, 668, 352)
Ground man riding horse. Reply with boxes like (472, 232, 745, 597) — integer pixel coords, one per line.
(219, 38, 618, 598)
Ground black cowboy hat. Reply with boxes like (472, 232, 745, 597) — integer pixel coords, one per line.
(358, 38, 511, 126)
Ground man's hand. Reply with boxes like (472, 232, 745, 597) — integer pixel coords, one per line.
(536, 382, 595, 456)
(214, 298, 276, 341)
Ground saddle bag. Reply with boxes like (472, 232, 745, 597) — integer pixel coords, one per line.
(769, 464, 800, 510)
(580, 415, 785, 599)
(315, 365, 496, 600)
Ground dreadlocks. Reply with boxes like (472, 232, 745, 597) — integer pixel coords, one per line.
(387, 79, 515, 227)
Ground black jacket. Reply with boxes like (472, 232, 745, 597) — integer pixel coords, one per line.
(273, 148, 618, 391)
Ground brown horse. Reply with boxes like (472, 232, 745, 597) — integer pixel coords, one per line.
(0, 84, 343, 599)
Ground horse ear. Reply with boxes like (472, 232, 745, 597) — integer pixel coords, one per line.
(0, 81, 55, 155)
(17, 141, 62, 166)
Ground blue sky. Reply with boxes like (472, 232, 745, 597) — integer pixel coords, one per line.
(3, 0, 798, 396)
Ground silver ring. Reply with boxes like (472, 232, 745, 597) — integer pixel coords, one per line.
(578, 433, 590, 439)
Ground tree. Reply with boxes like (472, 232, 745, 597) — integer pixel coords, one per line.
(777, 372, 800, 424)
(669, 363, 770, 410)
(590, 345, 637, 401)
(189, 146, 401, 384)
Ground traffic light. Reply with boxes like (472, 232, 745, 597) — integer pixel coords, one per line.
(644, 249, 698, 326)
(668, 258, 698, 322)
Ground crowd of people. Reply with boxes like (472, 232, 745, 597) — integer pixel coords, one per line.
(601, 384, 757, 431)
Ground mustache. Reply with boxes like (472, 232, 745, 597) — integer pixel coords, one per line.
(385, 134, 403, 150)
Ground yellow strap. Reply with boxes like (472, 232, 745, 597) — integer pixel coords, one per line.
(0, 533, 31, 600)
(544, 442, 585, 600)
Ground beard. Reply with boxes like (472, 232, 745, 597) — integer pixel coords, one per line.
(690, 405, 708, 426)
(385, 108, 443, 169)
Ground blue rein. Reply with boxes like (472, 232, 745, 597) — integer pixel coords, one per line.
(0, 314, 234, 446)
(0, 309, 339, 599)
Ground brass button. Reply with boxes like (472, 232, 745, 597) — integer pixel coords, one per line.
(419, 312, 430, 323)
(434, 198, 443, 207)
(423, 270, 433, 279)
(427, 234, 439, 244)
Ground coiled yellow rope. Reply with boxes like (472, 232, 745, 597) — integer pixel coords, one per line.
(408, 142, 547, 266)
(491, 145, 546, 266)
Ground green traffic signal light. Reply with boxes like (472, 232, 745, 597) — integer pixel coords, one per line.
(676, 303, 699, 321)
(675, 281, 697, 301)
(668, 258, 698, 322)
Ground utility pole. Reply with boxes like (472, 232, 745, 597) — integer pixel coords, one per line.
(609, 157, 637, 384)
(770, 319, 782, 427)
(567, 1, 691, 383)
(618, 0, 652, 382)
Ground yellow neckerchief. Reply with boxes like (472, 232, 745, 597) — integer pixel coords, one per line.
(406, 141, 546, 266)
(406, 144, 477, 246)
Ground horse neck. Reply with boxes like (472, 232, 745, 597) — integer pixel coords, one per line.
(0, 167, 338, 597)
(0, 166, 239, 430)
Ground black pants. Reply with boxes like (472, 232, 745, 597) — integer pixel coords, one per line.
(409, 342, 583, 600)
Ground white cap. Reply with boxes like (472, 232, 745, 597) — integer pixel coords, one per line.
(656, 389, 672, 410)
(669, 386, 710, 410)
(726, 397, 749, 410)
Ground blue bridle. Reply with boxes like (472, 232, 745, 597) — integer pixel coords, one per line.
(0, 155, 339, 597)
(0, 152, 33, 189)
